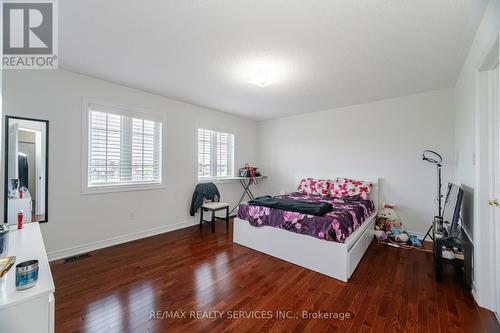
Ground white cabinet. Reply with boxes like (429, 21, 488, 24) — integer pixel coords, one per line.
(0, 223, 55, 333)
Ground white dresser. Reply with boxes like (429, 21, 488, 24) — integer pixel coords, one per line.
(0, 223, 55, 333)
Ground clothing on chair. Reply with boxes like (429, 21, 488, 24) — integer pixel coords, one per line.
(190, 182, 221, 216)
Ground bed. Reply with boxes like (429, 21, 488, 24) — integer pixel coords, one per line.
(233, 175, 379, 282)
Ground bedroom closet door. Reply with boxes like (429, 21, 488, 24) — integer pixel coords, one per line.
(476, 32, 500, 316)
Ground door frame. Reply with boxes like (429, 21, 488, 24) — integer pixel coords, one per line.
(475, 33, 500, 313)
(489, 58, 500, 319)
(17, 141, 36, 208)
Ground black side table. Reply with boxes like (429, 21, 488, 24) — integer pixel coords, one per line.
(434, 228, 473, 290)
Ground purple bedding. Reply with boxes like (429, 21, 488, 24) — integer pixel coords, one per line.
(237, 192, 375, 243)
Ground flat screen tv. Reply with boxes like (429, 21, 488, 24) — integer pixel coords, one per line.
(442, 183, 464, 237)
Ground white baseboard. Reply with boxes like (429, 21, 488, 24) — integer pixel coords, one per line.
(47, 218, 197, 261)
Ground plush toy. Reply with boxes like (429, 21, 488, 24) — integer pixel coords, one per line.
(395, 233, 409, 243)
(378, 203, 403, 229)
(375, 203, 409, 243)
(408, 234, 422, 247)
(374, 229, 388, 241)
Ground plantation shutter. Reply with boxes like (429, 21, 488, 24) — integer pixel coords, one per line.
(198, 129, 212, 177)
(197, 128, 234, 178)
(88, 104, 162, 187)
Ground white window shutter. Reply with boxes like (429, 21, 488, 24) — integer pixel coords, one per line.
(197, 129, 211, 178)
(88, 104, 162, 187)
(197, 128, 234, 179)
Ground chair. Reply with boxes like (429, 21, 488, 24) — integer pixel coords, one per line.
(199, 186, 230, 233)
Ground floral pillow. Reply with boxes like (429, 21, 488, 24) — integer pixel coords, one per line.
(330, 178, 372, 199)
(297, 178, 331, 196)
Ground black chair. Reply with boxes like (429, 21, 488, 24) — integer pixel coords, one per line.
(199, 187, 230, 233)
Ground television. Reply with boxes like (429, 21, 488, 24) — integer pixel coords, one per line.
(442, 183, 464, 237)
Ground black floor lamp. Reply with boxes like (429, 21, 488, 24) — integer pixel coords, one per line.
(422, 150, 443, 242)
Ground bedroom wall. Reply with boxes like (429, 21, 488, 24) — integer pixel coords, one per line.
(453, 0, 500, 311)
(454, 0, 500, 239)
(0, 3, 3, 225)
(2, 69, 258, 258)
(256, 89, 455, 236)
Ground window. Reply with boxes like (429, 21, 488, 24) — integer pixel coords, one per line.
(197, 128, 234, 179)
(86, 103, 163, 190)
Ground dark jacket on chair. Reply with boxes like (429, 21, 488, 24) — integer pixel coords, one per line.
(190, 183, 220, 216)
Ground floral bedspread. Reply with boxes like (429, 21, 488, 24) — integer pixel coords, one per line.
(237, 192, 375, 243)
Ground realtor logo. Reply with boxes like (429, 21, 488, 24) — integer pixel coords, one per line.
(2, 0, 58, 69)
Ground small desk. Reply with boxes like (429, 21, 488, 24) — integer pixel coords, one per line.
(198, 176, 267, 214)
(230, 176, 267, 214)
(200, 176, 267, 214)
(199, 176, 267, 197)
(235, 176, 267, 200)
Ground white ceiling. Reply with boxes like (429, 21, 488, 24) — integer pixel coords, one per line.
(60, 0, 488, 121)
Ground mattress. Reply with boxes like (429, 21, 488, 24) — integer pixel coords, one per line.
(237, 192, 375, 243)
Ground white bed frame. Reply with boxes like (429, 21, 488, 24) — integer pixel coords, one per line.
(233, 175, 379, 282)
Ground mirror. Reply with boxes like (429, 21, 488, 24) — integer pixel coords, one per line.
(4, 116, 49, 224)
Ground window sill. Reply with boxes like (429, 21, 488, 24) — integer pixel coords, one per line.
(197, 177, 240, 184)
(82, 183, 165, 195)
(197, 176, 267, 184)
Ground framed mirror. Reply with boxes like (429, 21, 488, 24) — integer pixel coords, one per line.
(4, 116, 49, 224)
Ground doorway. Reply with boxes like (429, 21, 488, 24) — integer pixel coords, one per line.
(18, 128, 44, 222)
(480, 41, 500, 318)
(491, 62, 500, 318)
(476, 34, 500, 317)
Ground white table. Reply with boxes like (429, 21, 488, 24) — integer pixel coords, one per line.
(0, 223, 55, 333)
(232, 176, 267, 200)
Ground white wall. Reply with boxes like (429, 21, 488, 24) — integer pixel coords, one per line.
(257, 89, 455, 235)
(454, 0, 500, 311)
(455, 0, 500, 238)
(2, 69, 257, 258)
(0, 2, 3, 225)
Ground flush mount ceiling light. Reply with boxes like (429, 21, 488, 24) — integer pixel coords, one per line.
(248, 65, 275, 87)
(237, 56, 290, 88)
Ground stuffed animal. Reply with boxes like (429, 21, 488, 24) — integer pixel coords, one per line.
(395, 233, 409, 243)
(375, 203, 409, 243)
(378, 203, 403, 229)
(374, 229, 388, 241)
(408, 234, 422, 247)
(377, 203, 404, 230)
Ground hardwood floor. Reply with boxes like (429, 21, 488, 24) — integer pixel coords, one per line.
(51, 220, 499, 333)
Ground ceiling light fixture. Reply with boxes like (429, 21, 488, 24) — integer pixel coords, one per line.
(248, 65, 275, 87)
(237, 56, 289, 88)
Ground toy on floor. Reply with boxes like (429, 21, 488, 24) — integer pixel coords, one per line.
(375, 203, 409, 244)
(409, 234, 422, 247)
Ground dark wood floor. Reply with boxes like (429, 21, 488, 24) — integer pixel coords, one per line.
(51, 220, 499, 333)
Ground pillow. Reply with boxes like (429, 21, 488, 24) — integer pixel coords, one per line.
(297, 178, 331, 196)
(330, 178, 372, 199)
